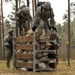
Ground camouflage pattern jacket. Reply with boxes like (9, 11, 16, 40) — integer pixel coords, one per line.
(4, 34, 13, 50)
(33, 2, 54, 27)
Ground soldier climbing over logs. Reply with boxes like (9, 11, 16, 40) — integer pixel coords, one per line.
(31, 1, 61, 69)
(13, 1, 61, 71)
(32, 1, 57, 48)
(16, 4, 32, 36)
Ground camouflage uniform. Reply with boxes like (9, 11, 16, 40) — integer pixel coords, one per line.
(32, 2, 55, 36)
(4, 29, 13, 68)
(49, 30, 61, 65)
(16, 5, 32, 35)
(50, 30, 61, 49)
(32, 2, 55, 68)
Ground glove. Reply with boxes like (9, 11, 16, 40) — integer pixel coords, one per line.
(52, 26, 57, 32)
(32, 26, 36, 31)
(49, 26, 51, 30)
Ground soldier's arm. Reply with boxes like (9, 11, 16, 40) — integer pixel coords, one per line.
(4, 36, 10, 47)
(32, 17, 40, 31)
(16, 9, 22, 18)
(57, 34, 61, 47)
(27, 13, 32, 21)
(50, 8, 55, 25)
(32, 7, 41, 31)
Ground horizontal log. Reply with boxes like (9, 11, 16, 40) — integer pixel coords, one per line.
(16, 61, 33, 69)
(36, 50, 56, 53)
(16, 36, 33, 42)
(16, 54, 33, 60)
(16, 44, 33, 51)
(16, 44, 40, 51)
(37, 58, 51, 62)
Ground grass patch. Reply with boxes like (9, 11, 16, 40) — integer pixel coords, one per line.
(0, 60, 75, 75)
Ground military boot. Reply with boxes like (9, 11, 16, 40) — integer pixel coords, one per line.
(6, 60, 10, 69)
(36, 33, 39, 40)
(46, 38, 52, 47)
(7, 63, 10, 69)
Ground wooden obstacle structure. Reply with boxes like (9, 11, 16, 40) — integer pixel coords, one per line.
(14, 0, 59, 72)
(13, 32, 57, 72)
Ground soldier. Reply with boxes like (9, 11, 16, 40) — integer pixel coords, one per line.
(48, 29, 61, 65)
(49, 29, 61, 49)
(42, 30, 61, 68)
(32, 2, 55, 47)
(16, 4, 32, 35)
(4, 29, 13, 68)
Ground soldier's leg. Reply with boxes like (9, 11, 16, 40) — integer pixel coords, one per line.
(44, 22, 50, 35)
(26, 21, 30, 31)
(56, 49, 58, 65)
(37, 19, 44, 36)
(44, 22, 52, 47)
(19, 24, 22, 35)
(37, 20, 52, 47)
(35, 19, 44, 41)
(6, 58, 10, 68)
(23, 22, 29, 35)
(5, 48, 11, 68)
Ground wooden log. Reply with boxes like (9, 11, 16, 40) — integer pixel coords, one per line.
(16, 61, 33, 69)
(16, 35, 33, 42)
(16, 54, 33, 60)
(16, 44, 40, 51)
(16, 44, 33, 51)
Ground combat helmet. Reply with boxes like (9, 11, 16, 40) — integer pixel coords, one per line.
(8, 29, 13, 33)
(42, 2, 51, 9)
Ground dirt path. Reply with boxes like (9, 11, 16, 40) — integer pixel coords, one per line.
(0, 60, 75, 75)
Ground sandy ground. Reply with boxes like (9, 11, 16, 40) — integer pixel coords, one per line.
(0, 60, 75, 75)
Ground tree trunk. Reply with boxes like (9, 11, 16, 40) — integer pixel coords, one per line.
(1, 0, 5, 59)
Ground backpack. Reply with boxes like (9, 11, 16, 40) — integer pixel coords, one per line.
(37, 2, 45, 7)
(37, 2, 57, 31)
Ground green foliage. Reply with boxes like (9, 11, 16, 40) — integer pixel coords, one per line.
(5, 19, 15, 31)
(61, 14, 75, 49)
(5, 19, 11, 28)
(71, 37, 75, 48)
(63, 14, 68, 20)
(6, 0, 25, 24)
(61, 2, 75, 50)
(56, 23, 62, 34)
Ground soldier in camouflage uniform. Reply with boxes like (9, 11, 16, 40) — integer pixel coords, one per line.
(16, 4, 32, 35)
(48, 29, 61, 65)
(32, 2, 55, 47)
(49, 29, 61, 49)
(4, 29, 13, 68)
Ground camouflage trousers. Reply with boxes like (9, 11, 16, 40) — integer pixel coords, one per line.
(5, 47, 12, 68)
(19, 22, 30, 35)
(37, 19, 50, 37)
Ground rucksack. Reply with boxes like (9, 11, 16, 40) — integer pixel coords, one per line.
(37, 2, 45, 7)
(37, 2, 57, 31)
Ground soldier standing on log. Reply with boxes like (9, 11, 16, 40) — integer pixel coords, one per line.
(16, 4, 32, 35)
